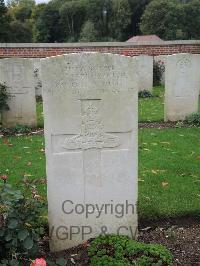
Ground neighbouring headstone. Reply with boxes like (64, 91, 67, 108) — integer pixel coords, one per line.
(137, 55, 153, 92)
(41, 53, 138, 251)
(32, 58, 42, 97)
(154, 55, 167, 85)
(164, 53, 200, 121)
(0, 58, 37, 127)
(198, 57, 200, 95)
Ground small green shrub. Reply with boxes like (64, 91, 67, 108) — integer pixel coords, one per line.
(88, 235, 173, 266)
(185, 112, 200, 127)
(0, 83, 10, 112)
(0, 177, 45, 265)
(36, 96, 43, 103)
(138, 90, 153, 98)
(12, 125, 33, 134)
(153, 61, 165, 86)
(0, 125, 33, 135)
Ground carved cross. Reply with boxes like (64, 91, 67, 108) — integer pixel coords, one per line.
(62, 98, 121, 203)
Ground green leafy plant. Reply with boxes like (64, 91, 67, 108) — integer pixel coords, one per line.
(0, 125, 33, 135)
(12, 125, 33, 134)
(36, 96, 43, 103)
(0, 83, 10, 112)
(185, 112, 200, 127)
(0, 177, 45, 265)
(88, 234, 173, 266)
(153, 61, 165, 86)
(138, 90, 153, 98)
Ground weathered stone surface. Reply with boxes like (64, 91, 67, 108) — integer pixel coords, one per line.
(164, 53, 200, 121)
(0, 58, 36, 127)
(137, 55, 153, 91)
(41, 53, 138, 251)
(32, 58, 42, 97)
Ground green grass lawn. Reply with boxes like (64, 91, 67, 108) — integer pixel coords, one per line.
(36, 87, 165, 126)
(139, 86, 165, 122)
(1, 128, 199, 220)
(36, 86, 200, 125)
(36, 101, 44, 128)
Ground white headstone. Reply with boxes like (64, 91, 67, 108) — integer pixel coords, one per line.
(32, 58, 42, 97)
(41, 53, 138, 251)
(137, 55, 153, 92)
(198, 56, 200, 95)
(0, 58, 37, 127)
(164, 53, 200, 121)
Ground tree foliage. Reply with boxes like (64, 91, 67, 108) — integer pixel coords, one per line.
(0, 0, 11, 42)
(108, 0, 132, 41)
(140, 0, 200, 40)
(0, 0, 199, 42)
(182, 0, 200, 39)
(79, 20, 98, 42)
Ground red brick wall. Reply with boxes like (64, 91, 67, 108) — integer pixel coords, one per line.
(0, 41, 199, 58)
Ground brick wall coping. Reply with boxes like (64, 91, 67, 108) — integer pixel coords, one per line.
(0, 40, 200, 48)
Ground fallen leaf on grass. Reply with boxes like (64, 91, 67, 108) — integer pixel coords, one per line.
(180, 173, 186, 177)
(0, 175, 8, 181)
(143, 148, 151, 151)
(144, 196, 151, 201)
(161, 181, 169, 187)
(151, 143, 158, 146)
(3, 138, 9, 144)
(152, 170, 158, 174)
(196, 156, 200, 160)
(13, 156, 21, 160)
(152, 169, 167, 174)
(24, 173, 33, 177)
(138, 178, 145, 182)
(3, 138, 13, 147)
(27, 162, 32, 166)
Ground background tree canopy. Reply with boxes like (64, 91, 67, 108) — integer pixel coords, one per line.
(0, 0, 200, 42)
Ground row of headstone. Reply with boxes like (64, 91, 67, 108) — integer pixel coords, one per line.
(154, 54, 200, 95)
(136, 55, 153, 92)
(0, 53, 199, 128)
(0, 55, 153, 128)
(41, 52, 200, 251)
(0, 58, 37, 127)
(164, 54, 200, 121)
(0, 52, 199, 252)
